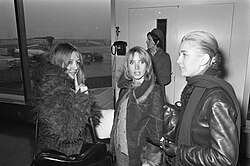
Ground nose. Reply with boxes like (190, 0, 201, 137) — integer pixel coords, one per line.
(135, 62, 139, 70)
(72, 61, 78, 70)
(177, 55, 182, 65)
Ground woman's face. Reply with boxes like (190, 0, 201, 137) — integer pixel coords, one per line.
(66, 51, 80, 79)
(128, 52, 147, 82)
(177, 41, 205, 77)
(146, 35, 156, 49)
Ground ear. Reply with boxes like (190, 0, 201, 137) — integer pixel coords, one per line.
(200, 54, 210, 66)
(155, 40, 159, 46)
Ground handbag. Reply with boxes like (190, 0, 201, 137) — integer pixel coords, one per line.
(163, 102, 181, 142)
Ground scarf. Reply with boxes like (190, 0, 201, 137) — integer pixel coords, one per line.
(177, 75, 241, 146)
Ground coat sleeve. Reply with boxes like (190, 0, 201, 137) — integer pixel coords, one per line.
(154, 52, 171, 86)
(141, 87, 164, 166)
(177, 91, 240, 166)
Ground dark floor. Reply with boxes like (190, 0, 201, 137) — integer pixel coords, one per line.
(0, 119, 249, 166)
(0, 119, 35, 166)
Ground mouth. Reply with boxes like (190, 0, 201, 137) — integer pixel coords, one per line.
(67, 70, 79, 78)
(179, 65, 184, 70)
(69, 69, 78, 74)
(68, 72, 76, 76)
(134, 71, 141, 75)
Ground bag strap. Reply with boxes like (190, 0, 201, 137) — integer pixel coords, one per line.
(177, 87, 206, 146)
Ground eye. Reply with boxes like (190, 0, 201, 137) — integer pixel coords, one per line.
(68, 60, 73, 65)
(183, 53, 189, 57)
(179, 52, 187, 57)
(129, 60, 134, 65)
(139, 60, 145, 65)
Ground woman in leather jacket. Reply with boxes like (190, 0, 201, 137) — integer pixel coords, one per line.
(162, 31, 241, 166)
(110, 46, 164, 166)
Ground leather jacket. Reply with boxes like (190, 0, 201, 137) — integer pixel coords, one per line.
(174, 87, 240, 166)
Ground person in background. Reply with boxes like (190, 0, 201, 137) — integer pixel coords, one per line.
(110, 46, 164, 166)
(30, 42, 101, 155)
(118, 28, 172, 102)
(161, 31, 241, 166)
(146, 28, 172, 99)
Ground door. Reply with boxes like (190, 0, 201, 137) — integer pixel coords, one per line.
(129, 6, 178, 103)
(129, 4, 234, 103)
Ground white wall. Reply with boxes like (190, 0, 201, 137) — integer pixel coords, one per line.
(229, 1, 250, 126)
(111, 0, 250, 125)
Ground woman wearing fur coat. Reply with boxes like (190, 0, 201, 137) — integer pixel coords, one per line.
(30, 43, 102, 155)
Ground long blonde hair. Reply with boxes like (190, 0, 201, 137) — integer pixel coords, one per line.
(50, 42, 85, 84)
(123, 46, 153, 81)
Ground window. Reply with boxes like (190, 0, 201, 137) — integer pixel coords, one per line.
(0, 0, 24, 104)
(23, 0, 111, 89)
(0, 0, 111, 104)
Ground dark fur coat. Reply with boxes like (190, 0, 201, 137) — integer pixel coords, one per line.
(29, 62, 102, 155)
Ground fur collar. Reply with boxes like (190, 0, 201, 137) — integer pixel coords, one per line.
(133, 77, 155, 103)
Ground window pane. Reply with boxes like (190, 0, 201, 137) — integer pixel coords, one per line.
(0, 0, 24, 103)
(23, 0, 111, 90)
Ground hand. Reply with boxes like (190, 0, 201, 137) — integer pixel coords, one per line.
(107, 143, 116, 162)
(74, 73, 88, 94)
(161, 140, 178, 157)
(78, 83, 88, 94)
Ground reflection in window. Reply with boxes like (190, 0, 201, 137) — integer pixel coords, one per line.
(23, 0, 111, 90)
(0, 1, 24, 97)
(0, 0, 111, 103)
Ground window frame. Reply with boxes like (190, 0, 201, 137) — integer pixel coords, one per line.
(0, 0, 31, 105)
(13, 0, 31, 103)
